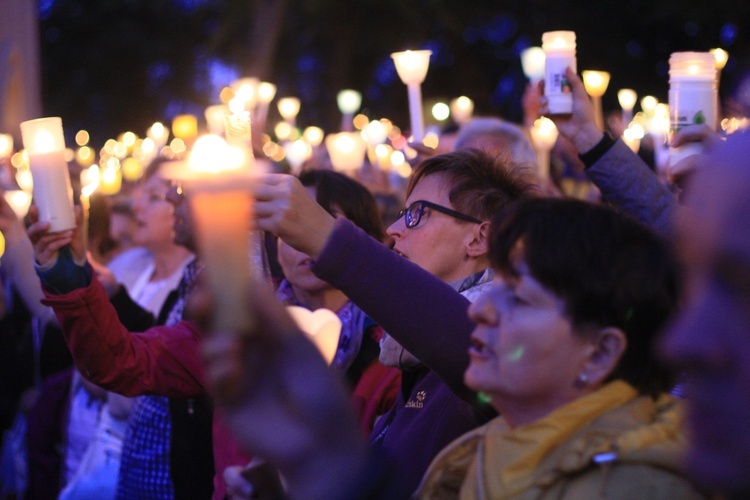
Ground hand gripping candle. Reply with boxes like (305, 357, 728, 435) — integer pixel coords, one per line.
(20, 117, 76, 232)
(668, 52, 718, 165)
(542, 31, 577, 115)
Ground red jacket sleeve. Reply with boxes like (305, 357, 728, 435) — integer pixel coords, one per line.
(42, 278, 206, 398)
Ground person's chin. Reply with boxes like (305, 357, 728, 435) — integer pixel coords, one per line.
(463, 365, 486, 394)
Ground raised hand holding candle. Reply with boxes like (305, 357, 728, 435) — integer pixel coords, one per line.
(391, 50, 432, 143)
(20, 117, 76, 232)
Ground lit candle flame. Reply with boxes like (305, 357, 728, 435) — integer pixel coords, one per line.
(33, 130, 56, 153)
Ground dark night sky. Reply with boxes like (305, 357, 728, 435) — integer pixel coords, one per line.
(37, 0, 750, 145)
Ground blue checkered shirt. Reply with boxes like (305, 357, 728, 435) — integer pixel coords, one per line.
(115, 259, 203, 499)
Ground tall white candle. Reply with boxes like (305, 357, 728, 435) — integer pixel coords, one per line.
(391, 50, 432, 143)
(161, 135, 257, 334)
(20, 117, 76, 232)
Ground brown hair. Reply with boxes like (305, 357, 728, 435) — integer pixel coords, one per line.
(407, 148, 535, 222)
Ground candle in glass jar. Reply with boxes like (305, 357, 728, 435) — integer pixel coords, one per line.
(20, 117, 76, 232)
(542, 31, 577, 115)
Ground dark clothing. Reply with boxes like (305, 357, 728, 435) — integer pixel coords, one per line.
(369, 367, 488, 497)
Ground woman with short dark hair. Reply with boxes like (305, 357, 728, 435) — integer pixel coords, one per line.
(419, 198, 701, 498)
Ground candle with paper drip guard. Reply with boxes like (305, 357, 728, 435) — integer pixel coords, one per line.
(325, 132, 367, 172)
(225, 96, 253, 150)
(582, 70, 611, 131)
(162, 135, 257, 334)
(337, 90, 362, 132)
(255, 82, 277, 130)
(20, 117, 76, 232)
(450, 96, 474, 126)
(391, 50, 432, 143)
(277, 97, 301, 129)
(617, 89, 638, 128)
(3, 190, 32, 219)
(529, 117, 559, 180)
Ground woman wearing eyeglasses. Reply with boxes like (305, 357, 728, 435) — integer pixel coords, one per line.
(365, 149, 534, 496)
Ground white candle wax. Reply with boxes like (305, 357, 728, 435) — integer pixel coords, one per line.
(28, 150, 76, 232)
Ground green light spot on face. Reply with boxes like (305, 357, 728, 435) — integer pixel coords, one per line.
(506, 345, 524, 362)
(477, 392, 492, 405)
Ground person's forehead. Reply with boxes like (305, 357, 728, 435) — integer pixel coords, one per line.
(408, 172, 451, 202)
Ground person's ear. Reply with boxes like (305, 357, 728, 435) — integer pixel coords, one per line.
(466, 221, 490, 258)
(577, 327, 627, 388)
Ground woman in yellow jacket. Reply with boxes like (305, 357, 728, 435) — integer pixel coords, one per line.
(418, 198, 704, 499)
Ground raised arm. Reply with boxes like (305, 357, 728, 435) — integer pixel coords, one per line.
(544, 68, 679, 237)
(26, 204, 204, 397)
(253, 176, 477, 399)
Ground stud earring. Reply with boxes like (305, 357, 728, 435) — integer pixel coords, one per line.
(577, 373, 589, 385)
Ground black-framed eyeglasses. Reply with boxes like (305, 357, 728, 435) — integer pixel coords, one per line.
(396, 200, 483, 229)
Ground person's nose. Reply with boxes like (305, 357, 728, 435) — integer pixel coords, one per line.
(131, 195, 145, 214)
(468, 291, 499, 326)
(386, 216, 406, 241)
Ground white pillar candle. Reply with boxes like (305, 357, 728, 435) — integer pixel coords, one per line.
(20, 117, 76, 232)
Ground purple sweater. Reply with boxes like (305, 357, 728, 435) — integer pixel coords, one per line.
(312, 220, 494, 497)
(312, 219, 478, 401)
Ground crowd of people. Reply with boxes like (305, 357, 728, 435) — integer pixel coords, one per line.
(1, 64, 750, 500)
